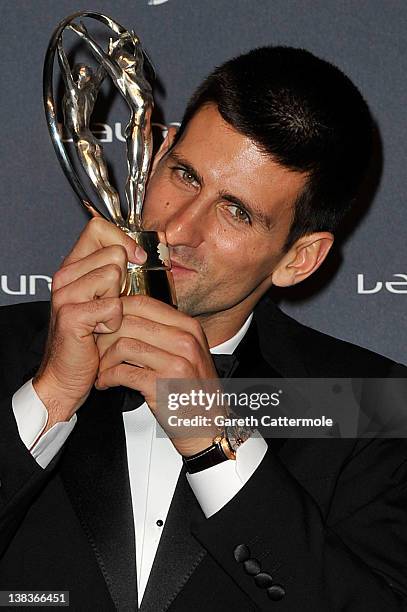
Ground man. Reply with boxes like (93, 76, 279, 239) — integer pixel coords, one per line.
(0, 46, 406, 611)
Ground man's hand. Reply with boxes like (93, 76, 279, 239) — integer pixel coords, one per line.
(33, 218, 146, 433)
(96, 295, 224, 456)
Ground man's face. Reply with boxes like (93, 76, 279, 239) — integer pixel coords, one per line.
(143, 104, 306, 317)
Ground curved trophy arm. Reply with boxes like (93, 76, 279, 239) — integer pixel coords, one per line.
(42, 11, 130, 220)
(66, 20, 154, 232)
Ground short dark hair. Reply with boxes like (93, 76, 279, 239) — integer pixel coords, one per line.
(174, 46, 373, 251)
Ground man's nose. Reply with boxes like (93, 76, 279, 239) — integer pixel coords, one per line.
(164, 196, 208, 247)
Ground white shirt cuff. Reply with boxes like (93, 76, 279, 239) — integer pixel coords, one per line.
(12, 379, 77, 469)
(186, 433, 268, 518)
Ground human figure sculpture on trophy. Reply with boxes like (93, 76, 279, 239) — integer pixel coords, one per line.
(69, 22, 154, 231)
(57, 38, 124, 226)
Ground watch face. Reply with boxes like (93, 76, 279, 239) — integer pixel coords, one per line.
(225, 423, 253, 452)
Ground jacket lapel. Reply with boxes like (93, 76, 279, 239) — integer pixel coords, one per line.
(140, 465, 206, 612)
(250, 295, 310, 378)
(59, 386, 140, 612)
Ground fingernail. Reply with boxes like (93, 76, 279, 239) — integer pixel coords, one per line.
(135, 246, 147, 263)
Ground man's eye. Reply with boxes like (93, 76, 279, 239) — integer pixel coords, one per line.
(227, 205, 251, 225)
(181, 170, 197, 184)
(170, 166, 198, 186)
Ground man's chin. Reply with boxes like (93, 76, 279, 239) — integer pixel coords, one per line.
(172, 279, 195, 312)
(172, 279, 215, 317)
(173, 294, 195, 315)
(173, 291, 204, 317)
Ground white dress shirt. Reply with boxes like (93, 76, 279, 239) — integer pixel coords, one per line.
(12, 312, 268, 607)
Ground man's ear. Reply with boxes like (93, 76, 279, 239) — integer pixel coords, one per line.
(271, 232, 334, 287)
(150, 126, 178, 175)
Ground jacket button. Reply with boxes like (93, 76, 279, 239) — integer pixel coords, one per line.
(267, 584, 286, 601)
(243, 558, 261, 576)
(233, 544, 250, 563)
(254, 572, 273, 588)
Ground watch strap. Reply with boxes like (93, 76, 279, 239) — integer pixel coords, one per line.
(182, 435, 235, 474)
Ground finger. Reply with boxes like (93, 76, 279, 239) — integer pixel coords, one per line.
(63, 217, 147, 266)
(52, 264, 123, 313)
(97, 314, 203, 363)
(121, 295, 206, 344)
(53, 245, 129, 292)
(56, 298, 123, 342)
(98, 336, 189, 375)
(96, 363, 154, 394)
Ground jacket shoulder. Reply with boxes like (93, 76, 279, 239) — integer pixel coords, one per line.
(296, 319, 401, 375)
(0, 301, 50, 365)
(0, 300, 50, 335)
(257, 296, 404, 377)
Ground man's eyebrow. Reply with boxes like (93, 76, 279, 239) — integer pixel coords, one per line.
(166, 151, 204, 186)
(219, 191, 275, 231)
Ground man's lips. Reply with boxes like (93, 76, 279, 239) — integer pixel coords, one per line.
(170, 259, 196, 272)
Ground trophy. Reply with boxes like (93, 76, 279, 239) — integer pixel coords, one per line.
(43, 11, 177, 305)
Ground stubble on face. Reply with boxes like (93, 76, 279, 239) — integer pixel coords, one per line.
(169, 247, 210, 315)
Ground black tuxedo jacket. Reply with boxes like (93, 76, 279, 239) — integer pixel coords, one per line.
(0, 297, 406, 611)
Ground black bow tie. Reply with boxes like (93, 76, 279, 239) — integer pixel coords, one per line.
(212, 352, 239, 378)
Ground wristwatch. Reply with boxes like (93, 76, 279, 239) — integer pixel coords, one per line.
(182, 422, 253, 474)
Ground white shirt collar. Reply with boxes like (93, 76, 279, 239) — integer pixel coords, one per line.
(210, 312, 253, 355)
